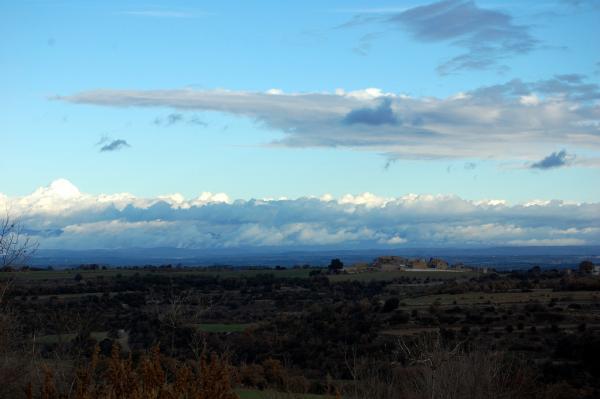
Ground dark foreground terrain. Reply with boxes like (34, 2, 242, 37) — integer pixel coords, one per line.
(1, 261, 600, 398)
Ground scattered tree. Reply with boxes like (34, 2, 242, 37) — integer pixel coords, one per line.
(382, 297, 400, 313)
(328, 259, 344, 274)
(579, 260, 594, 274)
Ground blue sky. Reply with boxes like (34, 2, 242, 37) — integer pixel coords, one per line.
(1, 1, 599, 250)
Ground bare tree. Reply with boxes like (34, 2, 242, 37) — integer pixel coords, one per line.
(0, 212, 38, 397)
(0, 211, 38, 272)
(340, 332, 535, 399)
(0, 211, 38, 318)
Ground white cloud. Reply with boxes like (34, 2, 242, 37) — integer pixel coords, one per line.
(56, 76, 600, 164)
(380, 236, 408, 245)
(2, 179, 599, 250)
(339, 192, 390, 208)
(519, 94, 540, 106)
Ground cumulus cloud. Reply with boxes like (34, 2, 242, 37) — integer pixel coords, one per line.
(57, 78, 600, 164)
(530, 149, 573, 170)
(100, 139, 130, 152)
(2, 179, 599, 250)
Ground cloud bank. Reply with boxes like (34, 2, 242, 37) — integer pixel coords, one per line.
(57, 77, 600, 163)
(3, 179, 599, 251)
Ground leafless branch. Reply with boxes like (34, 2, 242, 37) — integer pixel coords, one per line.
(0, 211, 38, 270)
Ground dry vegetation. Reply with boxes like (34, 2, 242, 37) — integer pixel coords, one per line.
(21, 343, 237, 399)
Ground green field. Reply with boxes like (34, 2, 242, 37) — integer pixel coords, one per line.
(236, 389, 332, 399)
(36, 331, 109, 344)
(36, 331, 130, 350)
(2, 267, 479, 283)
(1, 268, 314, 281)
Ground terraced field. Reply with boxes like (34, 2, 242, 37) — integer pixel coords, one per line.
(401, 289, 600, 307)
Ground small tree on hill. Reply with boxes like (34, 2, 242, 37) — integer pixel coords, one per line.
(579, 260, 594, 274)
(383, 297, 400, 313)
(328, 258, 344, 274)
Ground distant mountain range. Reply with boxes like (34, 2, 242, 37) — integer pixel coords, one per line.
(30, 246, 600, 270)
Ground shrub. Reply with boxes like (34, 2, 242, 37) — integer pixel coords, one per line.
(30, 343, 238, 399)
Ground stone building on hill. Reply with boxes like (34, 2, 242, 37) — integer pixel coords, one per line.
(408, 258, 428, 269)
(372, 256, 408, 270)
(370, 255, 452, 271)
(428, 257, 449, 270)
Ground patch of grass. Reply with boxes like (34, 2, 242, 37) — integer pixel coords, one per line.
(381, 327, 440, 336)
(195, 269, 313, 279)
(1, 269, 138, 281)
(35, 333, 77, 344)
(1, 268, 314, 281)
(402, 290, 599, 307)
(35, 331, 130, 351)
(36, 331, 110, 344)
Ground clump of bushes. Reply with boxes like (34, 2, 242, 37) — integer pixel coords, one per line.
(28, 344, 238, 399)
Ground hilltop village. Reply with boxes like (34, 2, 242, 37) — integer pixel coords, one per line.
(343, 255, 477, 274)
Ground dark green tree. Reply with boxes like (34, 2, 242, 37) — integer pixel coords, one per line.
(328, 258, 344, 274)
(382, 297, 400, 313)
(579, 260, 594, 274)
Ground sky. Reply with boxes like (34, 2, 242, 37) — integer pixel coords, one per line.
(1, 0, 600, 251)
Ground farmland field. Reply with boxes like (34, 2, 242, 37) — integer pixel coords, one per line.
(401, 289, 600, 307)
(0, 267, 314, 281)
(1, 267, 480, 283)
(3, 264, 600, 397)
